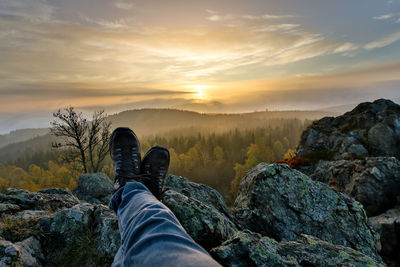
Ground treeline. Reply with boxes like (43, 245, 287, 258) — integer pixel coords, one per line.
(1, 119, 308, 205)
(140, 119, 305, 203)
(0, 161, 79, 192)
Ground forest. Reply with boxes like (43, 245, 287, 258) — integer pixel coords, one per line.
(0, 117, 308, 205)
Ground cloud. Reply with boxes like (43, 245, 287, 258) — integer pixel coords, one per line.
(0, 9, 346, 86)
(206, 10, 293, 22)
(0, 85, 190, 98)
(0, 0, 54, 22)
(373, 13, 395, 20)
(80, 14, 130, 29)
(364, 31, 400, 49)
(255, 24, 300, 32)
(114, 1, 135, 10)
(372, 12, 400, 23)
(334, 42, 359, 53)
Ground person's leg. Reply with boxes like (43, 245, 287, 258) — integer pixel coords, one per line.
(110, 182, 221, 267)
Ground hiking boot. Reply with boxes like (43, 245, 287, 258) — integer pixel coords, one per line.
(110, 127, 141, 191)
(140, 146, 170, 199)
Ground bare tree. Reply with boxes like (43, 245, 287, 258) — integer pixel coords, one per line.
(50, 107, 111, 173)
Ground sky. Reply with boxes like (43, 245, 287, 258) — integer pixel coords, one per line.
(0, 0, 400, 133)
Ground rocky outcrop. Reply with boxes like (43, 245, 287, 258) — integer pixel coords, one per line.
(234, 163, 381, 261)
(312, 157, 400, 216)
(162, 175, 239, 249)
(297, 99, 400, 160)
(294, 99, 400, 266)
(0, 187, 120, 267)
(211, 230, 384, 267)
(370, 208, 400, 267)
(0, 188, 80, 211)
(72, 173, 113, 205)
(0, 168, 387, 266)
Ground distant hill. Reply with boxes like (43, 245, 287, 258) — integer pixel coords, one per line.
(0, 128, 49, 149)
(0, 109, 336, 164)
(107, 108, 337, 137)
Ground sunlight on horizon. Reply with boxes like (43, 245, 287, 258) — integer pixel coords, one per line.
(0, 0, 399, 132)
(186, 85, 210, 100)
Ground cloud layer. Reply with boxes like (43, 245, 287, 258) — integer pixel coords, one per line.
(0, 0, 399, 132)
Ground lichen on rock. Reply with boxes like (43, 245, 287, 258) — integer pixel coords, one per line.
(234, 163, 381, 261)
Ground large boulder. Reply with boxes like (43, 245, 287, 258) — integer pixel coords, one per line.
(211, 230, 385, 267)
(72, 173, 113, 205)
(0, 188, 80, 211)
(297, 99, 400, 161)
(38, 203, 118, 267)
(370, 208, 400, 266)
(163, 175, 237, 222)
(312, 157, 400, 216)
(162, 175, 239, 249)
(234, 163, 381, 260)
(0, 187, 120, 267)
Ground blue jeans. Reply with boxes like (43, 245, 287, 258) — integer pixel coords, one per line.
(110, 182, 221, 266)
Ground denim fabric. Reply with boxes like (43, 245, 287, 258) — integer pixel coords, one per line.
(110, 182, 221, 267)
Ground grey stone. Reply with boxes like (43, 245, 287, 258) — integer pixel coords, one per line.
(370, 208, 400, 266)
(0, 238, 42, 267)
(211, 230, 385, 267)
(234, 163, 381, 261)
(297, 99, 400, 160)
(0, 188, 79, 211)
(162, 189, 238, 249)
(93, 204, 120, 257)
(164, 175, 237, 222)
(312, 157, 400, 216)
(72, 172, 113, 205)
(15, 210, 46, 221)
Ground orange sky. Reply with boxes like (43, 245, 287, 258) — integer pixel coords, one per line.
(0, 0, 399, 132)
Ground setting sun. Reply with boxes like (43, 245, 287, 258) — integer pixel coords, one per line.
(187, 85, 210, 99)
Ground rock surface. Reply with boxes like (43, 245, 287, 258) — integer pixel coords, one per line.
(294, 99, 400, 266)
(312, 157, 400, 216)
(72, 173, 113, 205)
(211, 230, 385, 267)
(297, 99, 400, 160)
(0, 168, 388, 266)
(0, 187, 120, 267)
(0, 188, 80, 211)
(234, 163, 381, 261)
(162, 175, 239, 249)
(370, 208, 400, 267)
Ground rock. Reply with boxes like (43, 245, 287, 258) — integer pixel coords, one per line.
(0, 203, 20, 213)
(93, 204, 120, 257)
(44, 203, 94, 246)
(297, 99, 400, 161)
(234, 163, 381, 260)
(15, 210, 46, 221)
(370, 208, 400, 266)
(211, 230, 385, 267)
(72, 173, 113, 205)
(164, 175, 236, 222)
(162, 189, 238, 249)
(0, 237, 43, 267)
(312, 157, 400, 216)
(39, 203, 116, 267)
(0, 188, 80, 211)
(16, 237, 44, 266)
(211, 230, 290, 267)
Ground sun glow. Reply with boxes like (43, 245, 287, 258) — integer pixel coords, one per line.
(187, 85, 209, 99)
